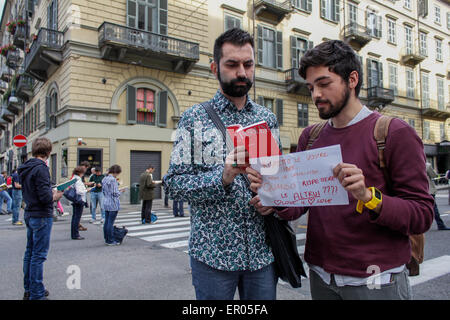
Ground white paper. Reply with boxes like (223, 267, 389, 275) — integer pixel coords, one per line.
(251, 145, 349, 207)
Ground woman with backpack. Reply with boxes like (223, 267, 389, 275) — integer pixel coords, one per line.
(102, 165, 126, 246)
(71, 166, 88, 240)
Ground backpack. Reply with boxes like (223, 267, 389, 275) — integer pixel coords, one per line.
(113, 226, 128, 244)
(306, 115, 424, 276)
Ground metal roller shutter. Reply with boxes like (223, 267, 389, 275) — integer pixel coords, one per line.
(130, 151, 162, 199)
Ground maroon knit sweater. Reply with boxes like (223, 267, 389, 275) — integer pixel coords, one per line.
(276, 112, 434, 277)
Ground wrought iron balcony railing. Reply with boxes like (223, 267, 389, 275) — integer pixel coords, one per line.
(284, 68, 310, 95)
(16, 74, 34, 102)
(343, 23, 372, 48)
(254, 0, 293, 23)
(367, 86, 394, 107)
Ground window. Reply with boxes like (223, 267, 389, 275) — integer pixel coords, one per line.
(436, 38, 442, 61)
(290, 36, 312, 68)
(297, 103, 308, 127)
(437, 77, 444, 110)
(405, 26, 413, 54)
(293, 0, 312, 13)
(388, 19, 396, 44)
(136, 88, 156, 125)
(408, 118, 415, 130)
(419, 32, 427, 56)
(406, 68, 414, 98)
(366, 10, 382, 38)
(348, 2, 357, 25)
(46, 90, 58, 130)
(367, 59, 383, 89)
(421, 72, 429, 108)
(321, 0, 340, 23)
(440, 123, 445, 140)
(404, 0, 411, 10)
(262, 98, 274, 112)
(447, 12, 450, 29)
(34, 101, 40, 131)
(435, 6, 441, 24)
(224, 14, 242, 31)
(257, 26, 282, 70)
(127, 0, 167, 35)
(424, 121, 430, 140)
(388, 64, 398, 95)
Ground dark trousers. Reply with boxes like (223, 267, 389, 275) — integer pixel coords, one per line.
(432, 194, 447, 229)
(71, 204, 84, 239)
(141, 200, 153, 223)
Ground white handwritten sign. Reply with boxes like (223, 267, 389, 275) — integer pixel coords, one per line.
(251, 145, 349, 207)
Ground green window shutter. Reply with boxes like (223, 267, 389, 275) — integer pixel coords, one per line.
(54, 0, 58, 30)
(127, 0, 137, 28)
(127, 85, 137, 124)
(158, 90, 168, 127)
(276, 31, 283, 70)
(366, 58, 372, 88)
(306, 0, 312, 12)
(334, 0, 340, 22)
(321, 0, 326, 18)
(257, 96, 264, 107)
(257, 25, 263, 65)
(159, 0, 168, 35)
(276, 99, 283, 126)
(307, 40, 314, 50)
(45, 96, 51, 130)
(377, 15, 382, 38)
(290, 36, 298, 68)
(378, 62, 383, 88)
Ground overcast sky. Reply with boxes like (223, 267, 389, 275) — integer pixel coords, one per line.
(0, 0, 5, 21)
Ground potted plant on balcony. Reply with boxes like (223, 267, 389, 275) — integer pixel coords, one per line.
(6, 21, 17, 35)
(0, 44, 15, 57)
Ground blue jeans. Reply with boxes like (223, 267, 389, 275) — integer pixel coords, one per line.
(173, 200, 184, 216)
(12, 189, 23, 223)
(90, 192, 105, 220)
(190, 257, 278, 300)
(71, 204, 84, 239)
(23, 217, 53, 300)
(0, 190, 12, 213)
(104, 211, 118, 244)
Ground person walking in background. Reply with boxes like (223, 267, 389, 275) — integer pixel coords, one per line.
(18, 137, 64, 300)
(139, 165, 156, 224)
(70, 166, 88, 240)
(173, 200, 184, 217)
(102, 165, 125, 246)
(11, 168, 23, 226)
(426, 162, 450, 230)
(0, 170, 12, 215)
(88, 167, 106, 224)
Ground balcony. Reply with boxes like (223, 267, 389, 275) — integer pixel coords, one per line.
(254, 0, 293, 23)
(7, 93, 22, 115)
(6, 49, 21, 69)
(367, 86, 394, 108)
(284, 68, 309, 95)
(1, 106, 14, 122)
(421, 107, 450, 120)
(343, 23, 372, 50)
(13, 24, 29, 49)
(0, 81, 7, 95)
(400, 47, 425, 67)
(0, 66, 12, 82)
(98, 22, 199, 74)
(24, 28, 64, 82)
(16, 74, 34, 102)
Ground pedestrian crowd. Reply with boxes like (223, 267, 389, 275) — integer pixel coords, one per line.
(4, 28, 448, 301)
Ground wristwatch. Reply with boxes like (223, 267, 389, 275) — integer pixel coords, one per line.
(356, 187, 382, 213)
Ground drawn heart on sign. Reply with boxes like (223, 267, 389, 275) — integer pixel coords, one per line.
(274, 200, 282, 206)
(308, 198, 315, 205)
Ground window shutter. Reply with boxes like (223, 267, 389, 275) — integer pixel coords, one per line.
(321, 0, 326, 18)
(307, 40, 314, 50)
(257, 96, 264, 106)
(366, 58, 372, 88)
(127, 85, 137, 124)
(378, 62, 383, 88)
(158, 90, 168, 127)
(45, 96, 51, 130)
(257, 25, 263, 65)
(290, 36, 298, 68)
(47, 4, 51, 29)
(127, 0, 136, 28)
(377, 15, 382, 38)
(276, 31, 283, 70)
(276, 99, 283, 126)
(306, 0, 312, 12)
(159, 0, 168, 35)
(53, 0, 58, 30)
(334, 0, 340, 22)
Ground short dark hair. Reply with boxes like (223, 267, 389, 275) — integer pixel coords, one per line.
(80, 161, 90, 168)
(147, 165, 154, 170)
(299, 40, 363, 97)
(32, 137, 52, 158)
(213, 28, 254, 65)
(108, 164, 122, 174)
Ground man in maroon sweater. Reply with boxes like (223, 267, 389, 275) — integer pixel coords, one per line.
(247, 40, 434, 300)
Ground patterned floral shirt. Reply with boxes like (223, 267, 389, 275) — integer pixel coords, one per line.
(164, 90, 280, 271)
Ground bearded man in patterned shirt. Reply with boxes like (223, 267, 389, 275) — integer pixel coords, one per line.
(163, 28, 280, 300)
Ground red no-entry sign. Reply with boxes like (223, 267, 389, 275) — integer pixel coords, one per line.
(13, 135, 27, 148)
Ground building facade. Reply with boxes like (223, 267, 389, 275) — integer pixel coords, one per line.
(0, 0, 449, 199)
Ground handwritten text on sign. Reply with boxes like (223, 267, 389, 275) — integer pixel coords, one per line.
(251, 145, 349, 207)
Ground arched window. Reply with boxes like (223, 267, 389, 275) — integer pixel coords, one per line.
(136, 88, 155, 125)
(46, 89, 58, 130)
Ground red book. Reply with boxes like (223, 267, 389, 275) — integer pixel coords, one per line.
(226, 121, 281, 159)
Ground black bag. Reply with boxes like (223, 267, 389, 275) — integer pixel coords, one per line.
(202, 101, 307, 288)
(113, 226, 128, 244)
(264, 214, 306, 287)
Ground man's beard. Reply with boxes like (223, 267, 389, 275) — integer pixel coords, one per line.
(315, 85, 350, 120)
(218, 68, 253, 98)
